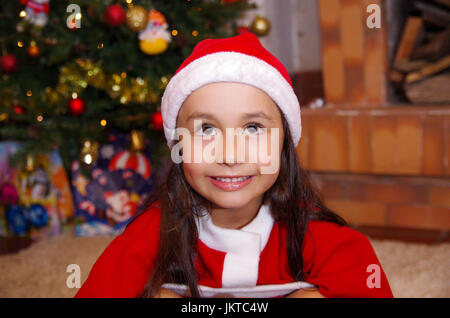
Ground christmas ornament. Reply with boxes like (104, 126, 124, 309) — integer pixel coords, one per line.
(27, 41, 40, 57)
(67, 97, 86, 116)
(105, 4, 126, 27)
(13, 104, 26, 114)
(250, 15, 271, 37)
(0, 54, 19, 73)
(80, 140, 99, 166)
(237, 26, 251, 35)
(126, 6, 148, 32)
(130, 130, 145, 152)
(151, 111, 163, 130)
(20, 0, 50, 27)
(138, 9, 171, 55)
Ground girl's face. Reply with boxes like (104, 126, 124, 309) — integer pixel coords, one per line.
(176, 82, 284, 210)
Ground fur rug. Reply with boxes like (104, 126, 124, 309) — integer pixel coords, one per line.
(0, 231, 449, 298)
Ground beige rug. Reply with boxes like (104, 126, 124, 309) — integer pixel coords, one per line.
(0, 231, 449, 298)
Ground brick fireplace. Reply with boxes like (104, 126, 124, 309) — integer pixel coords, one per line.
(296, 0, 450, 241)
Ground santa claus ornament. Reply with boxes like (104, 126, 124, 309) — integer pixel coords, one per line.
(138, 9, 171, 55)
(20, 0, 50, 27)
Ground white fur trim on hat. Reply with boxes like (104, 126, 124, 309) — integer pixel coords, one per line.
(161, 52, 302, 148)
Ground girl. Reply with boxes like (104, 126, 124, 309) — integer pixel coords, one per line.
(75, 33, 393, 298)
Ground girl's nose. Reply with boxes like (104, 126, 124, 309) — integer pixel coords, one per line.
(221, 132, 245, 166)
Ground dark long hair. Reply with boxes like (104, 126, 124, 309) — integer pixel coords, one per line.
(136, 113, 347, 298)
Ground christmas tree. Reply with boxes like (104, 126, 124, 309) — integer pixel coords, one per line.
(0, 0, 255, 174)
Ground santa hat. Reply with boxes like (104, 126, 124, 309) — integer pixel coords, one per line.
(161, 32, 301, 148)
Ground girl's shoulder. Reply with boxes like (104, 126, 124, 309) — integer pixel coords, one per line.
(302, 219, 374, 263)
(121, 200, 162, 240)
(306, 219, 366, 241)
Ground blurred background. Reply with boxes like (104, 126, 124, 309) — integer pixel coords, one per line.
(0, 0, 449, 297)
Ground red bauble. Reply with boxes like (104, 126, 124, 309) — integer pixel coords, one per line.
(105, 4, 126, 27)
(0, 54, 19, 73)
(67, 97, 86, 116)
(13, 104, 26, 114)
(237, 26, 251, 35)
(151, 111, 163, 130)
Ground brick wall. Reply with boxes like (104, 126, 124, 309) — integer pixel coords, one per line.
(297, 106, 450, 231)
(309, 172, 450, 231)
(298, 106, 450, 177)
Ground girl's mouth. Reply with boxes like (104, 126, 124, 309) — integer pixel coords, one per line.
(207, 175, 254, 192)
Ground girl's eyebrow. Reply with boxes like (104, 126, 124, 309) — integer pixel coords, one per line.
(186, 111, 274, 122)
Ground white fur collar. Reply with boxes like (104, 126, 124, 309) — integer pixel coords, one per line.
(195, 202, 275, 287)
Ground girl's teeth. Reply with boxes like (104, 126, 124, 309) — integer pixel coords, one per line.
(214, 176, 250, 182)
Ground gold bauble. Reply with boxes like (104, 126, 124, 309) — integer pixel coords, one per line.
(126, 6, 148, 32)
(250, 15, 271, 37)
(130, 130, 145, 152)
(139, 38, 168, 55)
(27, 42, 40, 57)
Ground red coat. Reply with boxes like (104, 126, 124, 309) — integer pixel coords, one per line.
(75, 203, 393, 298)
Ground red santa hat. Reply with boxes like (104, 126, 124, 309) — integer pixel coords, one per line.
(161, 32, 301, 148)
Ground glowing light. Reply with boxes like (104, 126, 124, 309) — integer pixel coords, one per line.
(192, 30, 199, 37)
(17, 41, 24, 47)
(26, 90, 32, 97)
(171, 29, 178, 36)
(72, 92, 78, 99)
(100, 119, 107, 127)
(19, 11, 27, 18)
(36, 115, 43, 122)
(83, 154, 92, 165)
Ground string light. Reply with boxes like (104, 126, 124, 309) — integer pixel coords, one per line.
(26, 90, 32, 97)
(171, 29, 178, 36)
(19, 10, 27, 18)
(100, 119, 107, 127)
(17, 41, 24, 47)
(36, 115, 43, 122)
(72, 92, 78, 99)
(192, 30, 199, 37)
(75, 13, 82, 20)
(83, 153, 92, 165)
(97, 43, 104, 49)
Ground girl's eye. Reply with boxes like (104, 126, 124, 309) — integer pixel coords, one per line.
(195, 124, 217, 136)
(243, 123, 264, 135)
